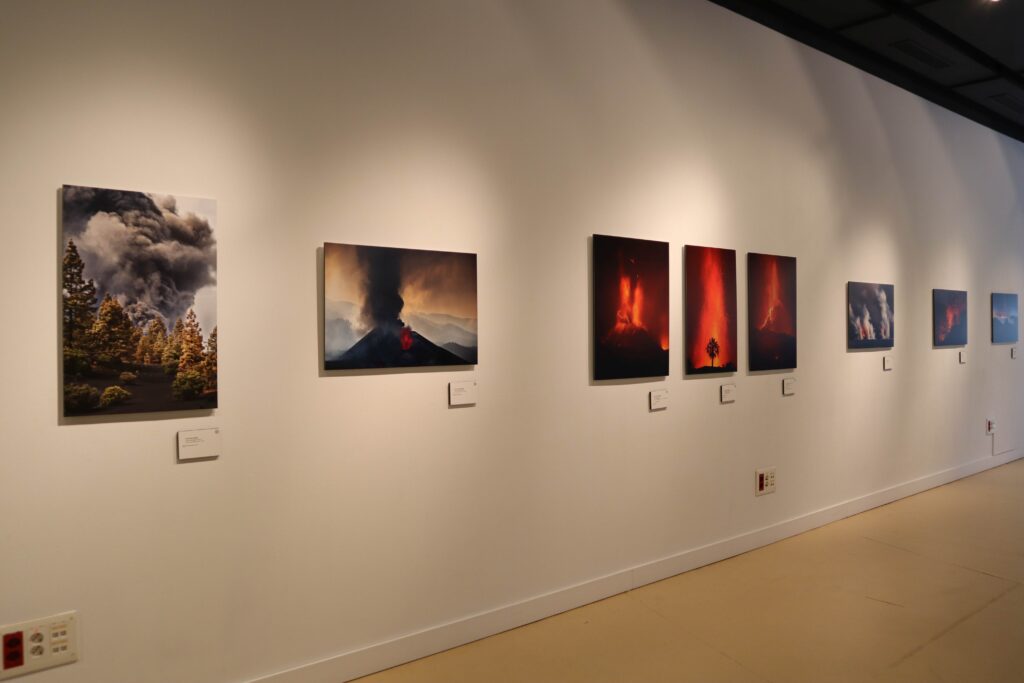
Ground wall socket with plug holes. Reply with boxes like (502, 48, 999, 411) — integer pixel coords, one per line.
(0, 612, 78, 680)
(986, 419, 996, 436)
(755, 468, 776, 496)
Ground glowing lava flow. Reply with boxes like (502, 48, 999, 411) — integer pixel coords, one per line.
(400, 326, 414, 351)
(937, 301, 964, 342)
(755, 257, 793, 335)
(612, 271, 646, 334)
(690, 249, 731, 368)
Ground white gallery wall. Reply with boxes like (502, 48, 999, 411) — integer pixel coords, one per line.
(2, 1, 1023, 681)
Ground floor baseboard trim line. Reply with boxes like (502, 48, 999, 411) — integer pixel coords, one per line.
(247, 450, 1021, 683)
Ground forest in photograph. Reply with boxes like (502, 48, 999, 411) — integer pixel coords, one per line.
(61, 185, 217, 416)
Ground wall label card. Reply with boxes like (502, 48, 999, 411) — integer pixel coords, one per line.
(720, 383, 737, 404)
(959, 350, 967, 365)
(649, 389, 669, 411)
(782, 377, 795, 396)
(449, 380, 478, 406)
(177, 428, 220, 462)
(1012, 347, 1018, 360)
(883, 355, 893, 371)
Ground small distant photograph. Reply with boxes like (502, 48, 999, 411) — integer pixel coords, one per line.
(992, 293, 1018, 344)
(593, 234, 669, 380)
(685, 245, 737, 374)
(323, 243, 477, 369)
(933, 289, 968, 347)
(748, 253, 797, 371)
(847, 282, 894, 349)
(61, 185, 217, 417)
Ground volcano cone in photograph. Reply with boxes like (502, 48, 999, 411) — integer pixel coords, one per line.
(328, 325, 467, 369)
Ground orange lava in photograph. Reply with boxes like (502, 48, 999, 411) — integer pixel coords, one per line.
(748, 253, 797, 371)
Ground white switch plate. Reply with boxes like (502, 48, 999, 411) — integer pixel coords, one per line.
(649, 389, 669, 411)
(781, 377, 795, 396)
(959, 350, 967, 365)
(0, 611, 78, 680)
(177, 428, 220, 462)
(448, 380, 477, 406)
(720, 383, 737, 404)
(755, 468, 776, 496)
(883, 355, 893, 371)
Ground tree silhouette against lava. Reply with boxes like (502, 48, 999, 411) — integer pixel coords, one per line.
(706, 337, 720, 368)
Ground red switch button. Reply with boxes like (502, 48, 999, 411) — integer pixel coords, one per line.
(3, 631, 24, 670)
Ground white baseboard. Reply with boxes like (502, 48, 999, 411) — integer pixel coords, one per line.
(248, 450, 1021, 683)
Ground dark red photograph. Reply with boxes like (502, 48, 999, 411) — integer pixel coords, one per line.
(685, 245, 737, 374)
(593, 234, 669, 380)
(748, 252, 797, 371)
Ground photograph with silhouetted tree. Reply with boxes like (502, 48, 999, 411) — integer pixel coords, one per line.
(685, 245, 737, 375)
(61, 185, 217, 416)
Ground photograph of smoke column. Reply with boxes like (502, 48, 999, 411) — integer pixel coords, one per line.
(685, 245, 737, 374)
(748, 253, 797, 371)
(847, 282, 894, 349)
(991, 293, 1018, 344)
(61, 185, 217, 416)
(933, 289, 968, 347)
(592, 234, 669, 380)
(323, 243, 477, 369)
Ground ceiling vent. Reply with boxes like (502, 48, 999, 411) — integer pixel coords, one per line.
(890, 39, 951, 70)
(989, 93, 1024, 117)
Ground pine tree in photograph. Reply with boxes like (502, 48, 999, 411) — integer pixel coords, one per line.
(172, 310, 207, 400)
(91, 295, 135, 366)
(62, 240, 97, 345)
(162, 318, 184, 374)
(135, 318, 168, 365)
(203, 327, 218, 391)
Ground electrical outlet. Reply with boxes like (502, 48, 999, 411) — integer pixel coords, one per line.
(755, 467, 776, 496)
(0, 612, 77, 680)
(986, 419, 996, 435)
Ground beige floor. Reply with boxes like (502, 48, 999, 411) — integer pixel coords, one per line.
(357, 460, 1024, 683)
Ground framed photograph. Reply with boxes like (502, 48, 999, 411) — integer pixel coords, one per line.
(61, 185, 217, 416)
(847, 282, 894, 349)
(323, 242, 477, 369)
(685, 245, 737, 374)
(593, 234, 669, 380)
(991, 293, 1018, 344)
(748, 253, 797, 371)
(933, 289, 968, 347)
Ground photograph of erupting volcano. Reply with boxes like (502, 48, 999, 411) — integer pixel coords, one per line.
(933, 289, 967, 347)
(685, 245, 737, 374)
(991, 293, 1018, 344)
(847, 282, 894, 349)
(592, 234, 669, 380)
(61, 185, 217, 417)
(323, 242, 477, 370)
(748, 253, 797, 371)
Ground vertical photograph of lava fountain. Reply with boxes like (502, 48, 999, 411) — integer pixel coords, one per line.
(592, 234, 669, 380)
(847, 282, 894, 349)
(685, 245, 737, 374)
(932, 289, 967, 347)
(747, 253, 797, 371)
(991, 293, 1018, 344)
(323, 243, 477, 370)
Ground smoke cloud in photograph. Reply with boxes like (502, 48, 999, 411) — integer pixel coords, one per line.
(847, 282, 894, 349)
(323, 242, 477, 369)
(61, 185, 217, 330)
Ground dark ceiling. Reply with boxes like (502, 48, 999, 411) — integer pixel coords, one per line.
(707, 0, 1024, 144)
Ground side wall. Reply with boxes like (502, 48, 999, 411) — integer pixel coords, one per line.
(1, 2, 1022, 682)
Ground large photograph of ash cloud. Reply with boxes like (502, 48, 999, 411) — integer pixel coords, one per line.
(323, 243, 477, 370)
(847, 282, 894, 349)
(592, 234, 669, 380)
(61, 184, 217, 416)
